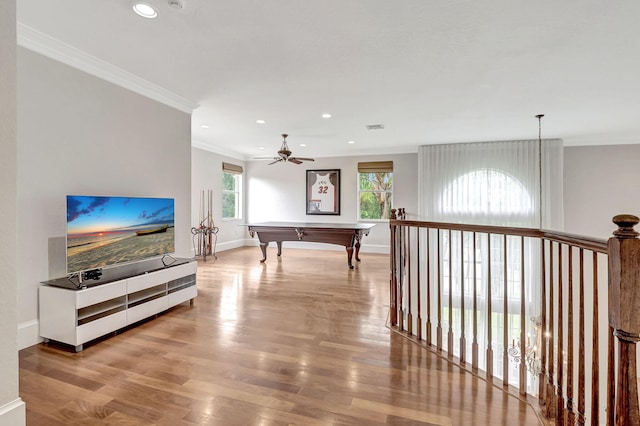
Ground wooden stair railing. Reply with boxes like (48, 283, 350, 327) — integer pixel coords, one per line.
(388, 210, 640, 425)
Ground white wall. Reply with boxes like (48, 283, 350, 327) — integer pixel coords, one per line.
(244, 153, 418, 252)
(0, 1, 25, 424)
(17, 48, 192, 349)
(191, 147, 247, 252)
(564, 144, 640, 239)
(563, 144, 640, 422)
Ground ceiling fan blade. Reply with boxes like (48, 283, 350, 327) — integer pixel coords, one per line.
(291, 157, 314, 162)
(288, 158, 303, 165)
(267, 158, 283, 165)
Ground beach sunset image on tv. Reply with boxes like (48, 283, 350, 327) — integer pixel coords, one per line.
(66, 195, 175, 273)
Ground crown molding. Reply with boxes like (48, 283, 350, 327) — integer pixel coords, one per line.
(192, 139, 247, 161)
(562, 135, 640, 147)
(17, 23, 199, 114)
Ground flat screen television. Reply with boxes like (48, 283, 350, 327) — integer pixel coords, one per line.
(66, 195, 175, 274)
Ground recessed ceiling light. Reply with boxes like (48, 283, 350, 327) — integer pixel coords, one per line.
(348, 140, 356, 144)
(321, 113, 332, 119)
(256, 119, 266, 124)
(133, 2, 158, 18)
(258, 147, 265, 150)
(200, 124, 209, 129)
(299, 144, 307, 147)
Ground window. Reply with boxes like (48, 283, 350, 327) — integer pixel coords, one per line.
(438, 168, 535, 305)
(358, 161, 393, 220)
(441, 168, 533, 219)
(437, 167, 536, 385)
(417, 141, 563, 391)
(222, 162, 243, 220)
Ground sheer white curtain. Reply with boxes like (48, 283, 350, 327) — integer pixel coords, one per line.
(414, 139, 563, 393)
(418, 139, 563, 228)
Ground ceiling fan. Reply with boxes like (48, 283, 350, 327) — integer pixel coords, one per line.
(265, 134, 315, 165)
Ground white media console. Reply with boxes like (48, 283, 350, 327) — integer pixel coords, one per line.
(39, 258, 197, 351)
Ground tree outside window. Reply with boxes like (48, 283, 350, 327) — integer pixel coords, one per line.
(358, 161, 393, 220)
(222, 162, 243, 220)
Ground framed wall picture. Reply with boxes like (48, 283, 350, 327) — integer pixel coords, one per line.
(306, 169, 340, 215)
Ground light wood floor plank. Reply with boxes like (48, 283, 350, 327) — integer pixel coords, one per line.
(352, 398, 452, 426)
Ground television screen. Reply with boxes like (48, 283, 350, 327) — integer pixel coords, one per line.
(66, 195, 175, 274)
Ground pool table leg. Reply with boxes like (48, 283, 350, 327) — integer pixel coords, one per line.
(259, 242, 268, 263)
(276, 241, 283, 257)
(346, 247, 355, 269)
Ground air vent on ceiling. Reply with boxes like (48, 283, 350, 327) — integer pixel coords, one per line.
(366, 124, 385, 130)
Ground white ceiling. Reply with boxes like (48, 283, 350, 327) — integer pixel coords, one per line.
(16, 0, 640, 160)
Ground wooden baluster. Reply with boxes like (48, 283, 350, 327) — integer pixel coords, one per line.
(416, 228, 422, 340)
(398, 225, 407, 331)
(607, 214, 640, 426)
(591, 252, 600, 425)
(577, 248, 585, 426)
(503, 234, 509, 387)
(390, 223, 398, 326)
(398, 225, 404, 331)
(437, 229, 443, 351)
(426, 228, 432, 345)
(448, 229, 454, 359)
(546, 241, 557, 418)
(566, 246, 575, 424)
(460, 230, 466, 364)
(519, 236, 526, 396)
(407, 226, 413, 335)
(539, 238, 547, 405)
(472, 231, 479, 373)
(607, 326, 615, 426)
(556, 243, 565, 425)
(486, 234, 493, 379)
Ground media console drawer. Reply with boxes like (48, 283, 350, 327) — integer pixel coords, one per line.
(77, 280, 127, 309)
(127, 296, 168, 324)
(77, 311, 127, 344)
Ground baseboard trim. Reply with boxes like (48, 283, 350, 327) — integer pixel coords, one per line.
(242, 239, 389, 254)
(18, 319, 41, 350)
(215, 239, 247, 252)
(0, 398, 25, 426)
(195, 238, 390, 255)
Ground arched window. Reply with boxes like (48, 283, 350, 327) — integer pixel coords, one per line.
(417, 141, 563, 392)
(437, 168, 536, 387)
(441, 168, 533, 218)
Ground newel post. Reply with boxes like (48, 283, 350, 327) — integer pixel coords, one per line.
(608, 214, 640, 426)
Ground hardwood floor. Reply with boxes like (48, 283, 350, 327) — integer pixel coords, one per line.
(20, 246, 542, 425)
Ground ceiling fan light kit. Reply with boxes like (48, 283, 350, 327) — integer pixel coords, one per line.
(266, 134, 315, 165)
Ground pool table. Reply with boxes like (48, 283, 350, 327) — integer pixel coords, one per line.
(245, 222, 376, 269)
